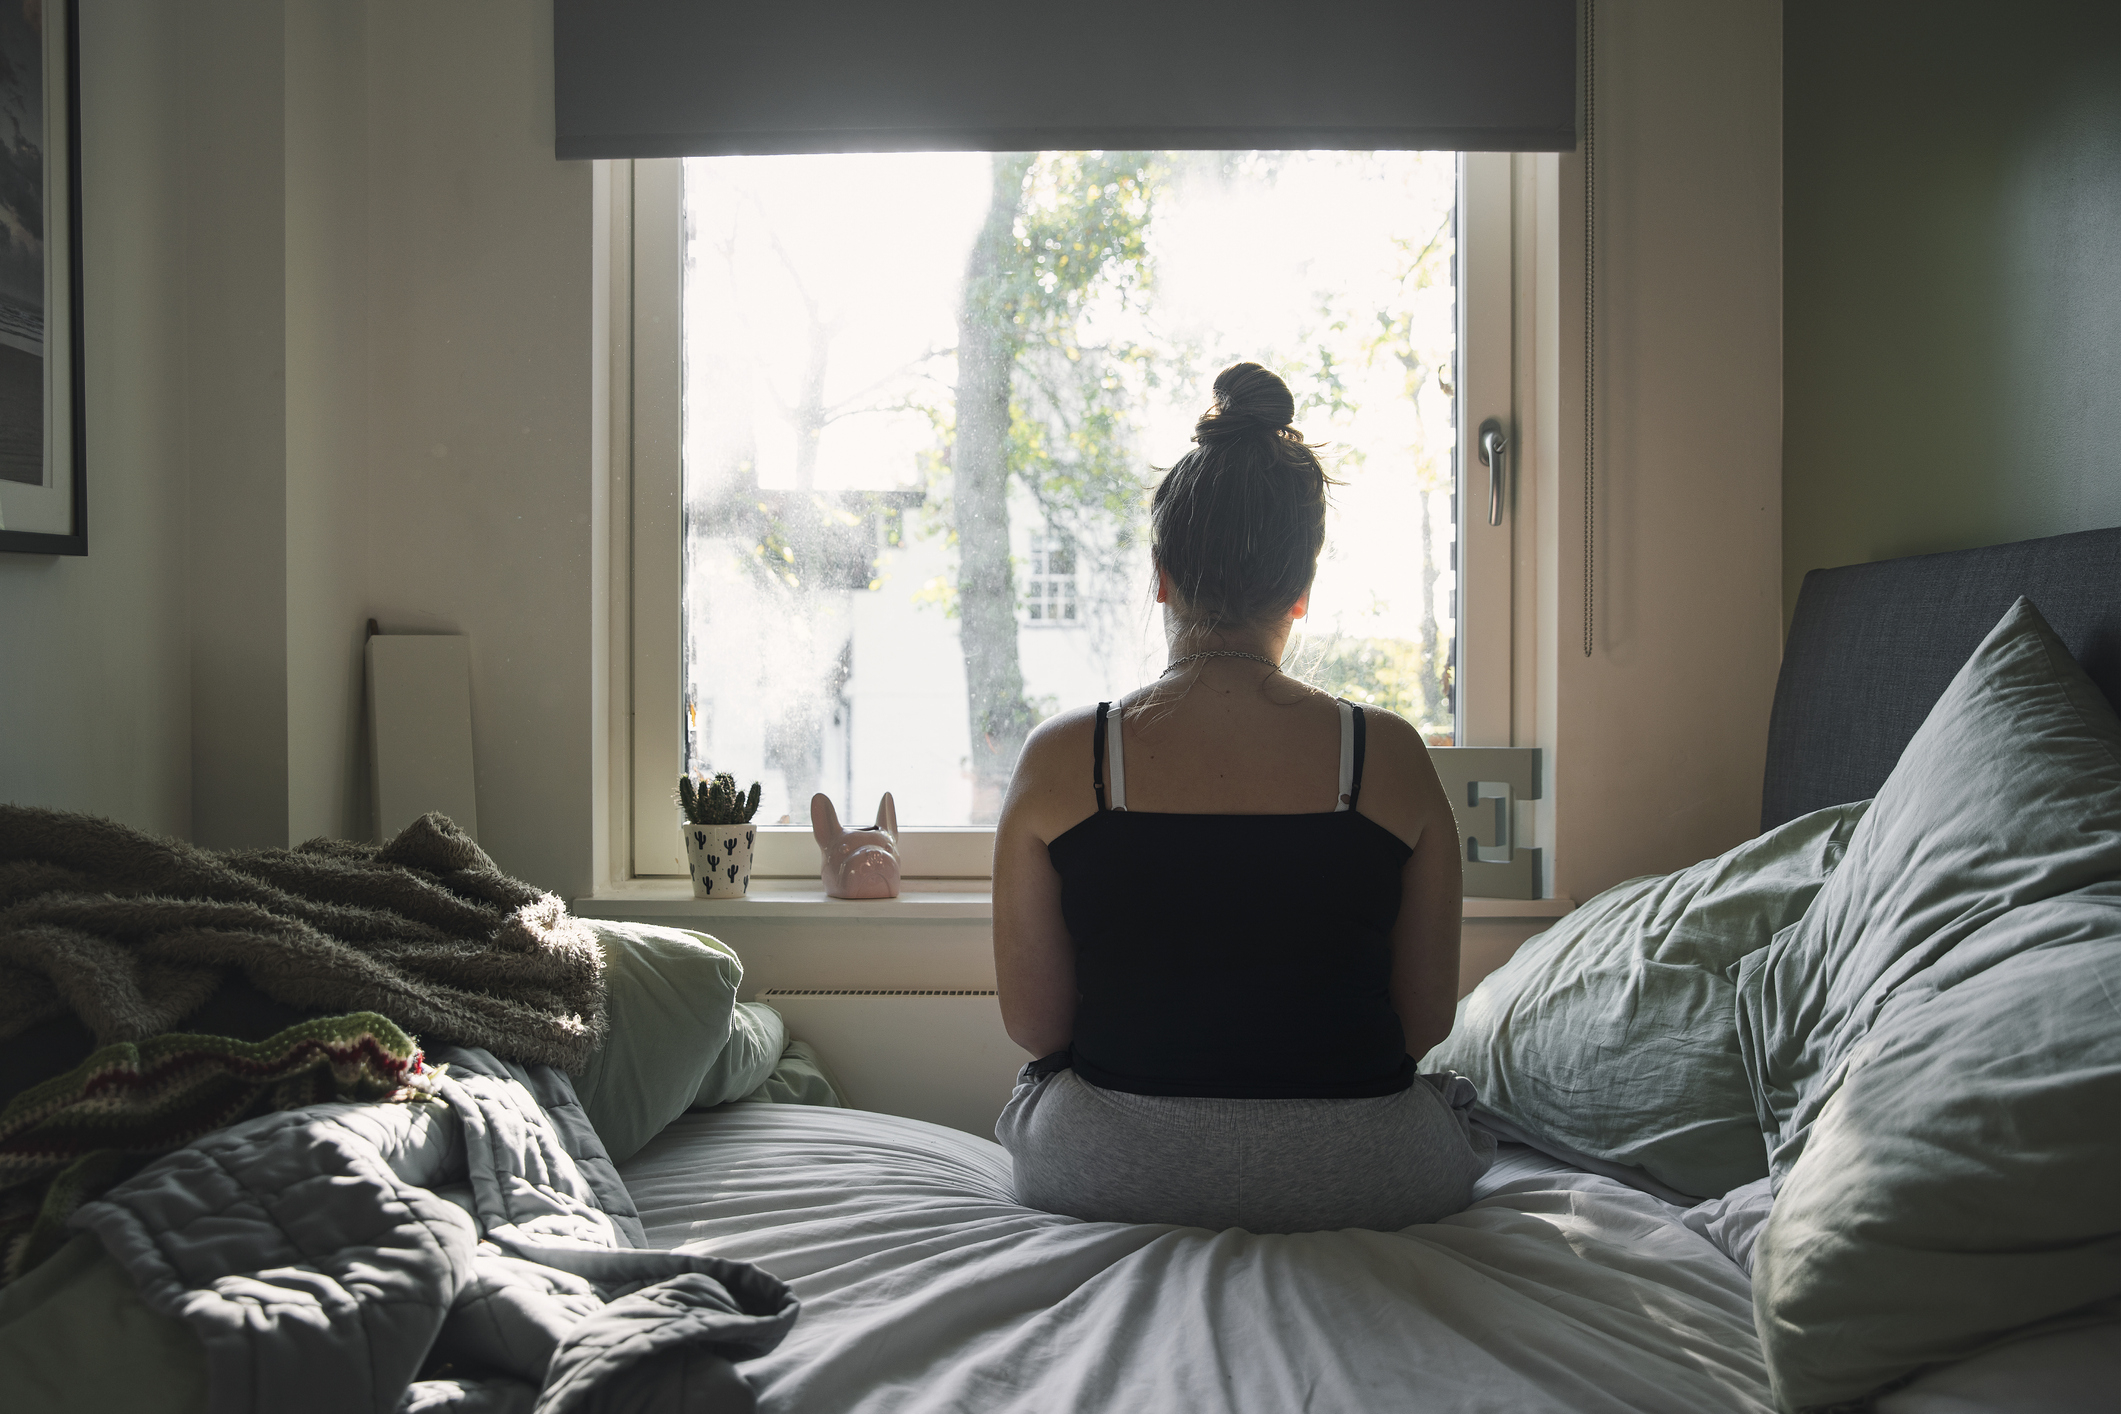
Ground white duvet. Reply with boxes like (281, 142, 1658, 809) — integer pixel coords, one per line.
(620, 1105, 1770, 1413)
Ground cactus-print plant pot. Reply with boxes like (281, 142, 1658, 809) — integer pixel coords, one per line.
(682, 823, 755, 899)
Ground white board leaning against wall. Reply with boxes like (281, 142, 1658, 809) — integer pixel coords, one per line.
(367, 632, 479, 842)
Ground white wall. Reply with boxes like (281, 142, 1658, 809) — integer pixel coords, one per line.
(3, 0, 600, 899)
(0, 1, 193, 837)
(1536, 0, 1785, 904)
(185, 0, 291, 850)
(267, 0, 599, 890)
(361, 0, 598, 895)
(285, 0, 373, 846)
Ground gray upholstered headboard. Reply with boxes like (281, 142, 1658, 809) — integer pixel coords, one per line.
(1761, 527, 2121, 832)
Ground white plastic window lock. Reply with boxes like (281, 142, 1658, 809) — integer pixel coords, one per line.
(1468, 781, 1516, 864)
(1429, 747, 1544, 900)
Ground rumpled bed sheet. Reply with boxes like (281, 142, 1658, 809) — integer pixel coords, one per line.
(620, 1104, 1772, 1414)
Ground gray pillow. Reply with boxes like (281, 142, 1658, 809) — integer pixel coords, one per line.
(734, 1039, 846, 1109)
(1736, 597, 2121, 1185)
(570, 923, 778, 1164)
(693, 1001, 788, 1110)
(1739, 597, 2121, 1410)
(1424, 799, 1868, 1200)
(1756, 889, 2121, 1412)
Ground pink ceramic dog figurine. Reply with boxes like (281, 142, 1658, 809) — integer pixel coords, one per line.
(811, 792, 901, 899)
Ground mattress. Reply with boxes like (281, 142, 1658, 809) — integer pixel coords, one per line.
(620, 1104, 1771, 1413)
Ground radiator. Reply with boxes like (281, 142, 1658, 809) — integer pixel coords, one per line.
(759, 988, 1026, 1140)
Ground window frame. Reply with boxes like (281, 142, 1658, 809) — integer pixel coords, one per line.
(616, 152, 1519, 884)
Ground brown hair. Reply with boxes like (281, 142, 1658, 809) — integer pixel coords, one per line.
(1150, 362, 1335, 635)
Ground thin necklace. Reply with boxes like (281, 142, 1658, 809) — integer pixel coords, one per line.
(1161, 649, 1281, 676)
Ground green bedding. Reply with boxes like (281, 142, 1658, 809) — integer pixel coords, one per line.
(1757, 888, 2121, 1410)
(1737, 601, 2121, 1188)
(0, 1013, 429, 1285)
(1425, 800, 1867, 1199)
(1741, 598, 2121, 1410)
(697, 998, 791, 1109)
(736, 1038, 845, 1109)
(0, 1232, 204, 1414)
(1, 920, 836, 1410)
(0, 1021, 843, 1414)
(570, 922, 786, 1163)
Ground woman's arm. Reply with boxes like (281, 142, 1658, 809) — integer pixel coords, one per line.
(1391, 804, 1463, 1059)
(1363, 711, 1464, 1060)
(991, 720, 1085, 1057)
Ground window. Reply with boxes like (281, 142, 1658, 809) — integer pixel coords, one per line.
(623, 153, 1516, 878)
(1024, 536, 1079, 627)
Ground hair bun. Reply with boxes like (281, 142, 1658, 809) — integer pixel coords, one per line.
(1194, 361, 1296, 443)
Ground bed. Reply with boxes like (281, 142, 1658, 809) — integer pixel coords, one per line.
(623, 1107, 1770, 1413)
(4, 529, 2114, 1413)
(611, 526, 2120, 1413)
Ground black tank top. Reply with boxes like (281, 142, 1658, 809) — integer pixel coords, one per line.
(1046, 698, 1417, 1099)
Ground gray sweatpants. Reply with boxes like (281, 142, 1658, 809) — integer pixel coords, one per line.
(996, 1065, 1497, 1234)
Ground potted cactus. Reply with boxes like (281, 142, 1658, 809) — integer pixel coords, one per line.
(678, 772, 764, 899)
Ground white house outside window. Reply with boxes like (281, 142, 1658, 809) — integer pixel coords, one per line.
(1024, 537, 1079, 626)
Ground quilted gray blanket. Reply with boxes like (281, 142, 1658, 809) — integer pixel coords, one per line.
(70, 1047, 795, 1414)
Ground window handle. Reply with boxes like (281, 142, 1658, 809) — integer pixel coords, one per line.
(1478, 418, 1508, 527)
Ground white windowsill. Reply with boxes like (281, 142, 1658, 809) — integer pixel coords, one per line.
(576, 885, 992, 921)
(1460, 897, 1576, 918)
(574, 881, 1575, 924)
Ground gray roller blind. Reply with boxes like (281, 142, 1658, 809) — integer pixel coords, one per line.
(554, 1, 1578, 159)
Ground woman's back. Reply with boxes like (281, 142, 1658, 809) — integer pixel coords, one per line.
(1012, 671, 1435, 840)
(1101, 677, 1346, 813)
(1020, 673, 1438, 1097)
(996, 672, 1486, 1234)
(990, 360, 1489, 1233)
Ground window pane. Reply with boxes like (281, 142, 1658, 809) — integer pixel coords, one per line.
(682, 151, 1459, 827)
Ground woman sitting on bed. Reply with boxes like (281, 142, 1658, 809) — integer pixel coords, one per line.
(993, 361, 1495, 1233)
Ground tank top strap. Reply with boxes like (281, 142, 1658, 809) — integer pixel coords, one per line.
(1107, 700, 1128, 810)
(1335, 699, 1368, 810)
(1091, 702, 1130, 811)
(1092, 703, 1109, 811)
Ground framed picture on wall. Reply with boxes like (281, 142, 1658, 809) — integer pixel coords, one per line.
(0, 0, 82, 556)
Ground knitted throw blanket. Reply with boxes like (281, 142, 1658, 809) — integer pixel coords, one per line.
(0, 806, 605, 1070)
(0, 1012, 432, 1283)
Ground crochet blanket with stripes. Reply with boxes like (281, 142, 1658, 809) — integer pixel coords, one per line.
(0, 1012, 430, 1283)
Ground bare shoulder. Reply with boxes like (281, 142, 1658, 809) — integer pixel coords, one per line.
(1352, 705, 1453, 845)
(1021, 702, 1101, 769)
(1002, 704, 1103, 843)
(1358, 703, 1432, 767)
